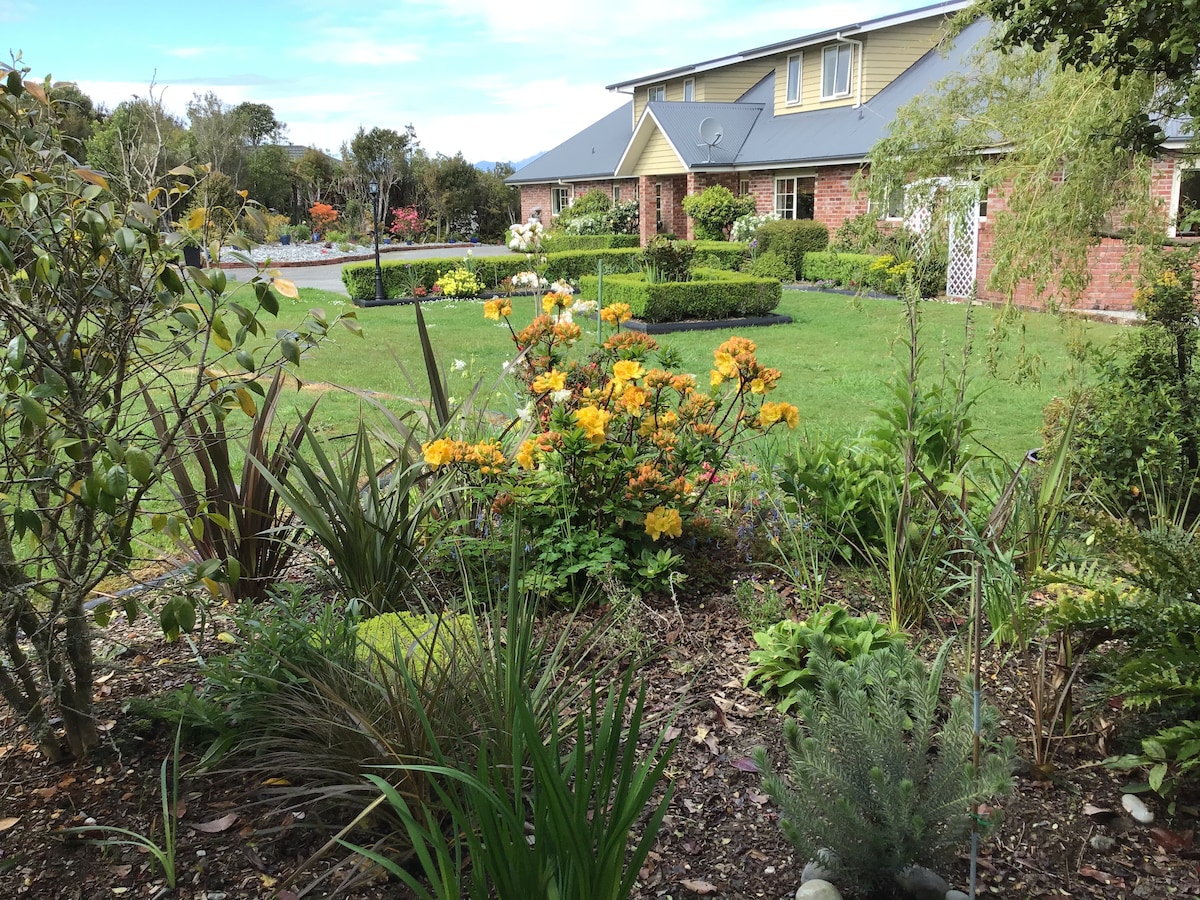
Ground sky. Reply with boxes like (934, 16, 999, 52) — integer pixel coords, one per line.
(6, 0, 919, 166)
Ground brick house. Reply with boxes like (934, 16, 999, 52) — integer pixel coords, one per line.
(506, 0, 1193, 311)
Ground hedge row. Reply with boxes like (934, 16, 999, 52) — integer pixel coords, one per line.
(542, 234, 639, 251)
(578, 268, 781, 324)
(688, 240, 750, 270)
(800, 251, 874, 286)
(757, 220, 829, 276)
(342, 249, 642, 300)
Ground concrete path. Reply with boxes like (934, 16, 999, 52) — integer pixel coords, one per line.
(278, 244, 515, 294)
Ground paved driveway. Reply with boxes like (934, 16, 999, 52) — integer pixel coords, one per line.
(280, 244, 516, 294)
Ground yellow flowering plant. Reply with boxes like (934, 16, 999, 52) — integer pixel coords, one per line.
(419, 297, 799, 596)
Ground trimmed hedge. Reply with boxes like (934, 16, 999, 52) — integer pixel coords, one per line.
(578, 268, 781, 324)
(756, 220, 829, 276)
(801, 251, 874, 286)
(543, 233, 639, 251)
(685, 240, 750, 271)
(341, 248, 641, 300)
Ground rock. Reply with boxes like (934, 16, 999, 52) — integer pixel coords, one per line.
(1122, 793, 1155, 824)
(1089, 834, 1117, 852)
(895, 865, 950, 900)
(945, 891, 970, 900)
(802, 848, 839, 884)
(795, 880, 842, 900)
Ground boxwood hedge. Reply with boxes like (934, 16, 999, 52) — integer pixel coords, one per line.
(542, 234, 639, 251)
(577, 268, 781, 324)
(800, 251, 874, 286)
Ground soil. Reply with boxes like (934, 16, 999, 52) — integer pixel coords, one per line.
(2, 576, 1200, 900)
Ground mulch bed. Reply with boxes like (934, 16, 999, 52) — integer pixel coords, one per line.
(2, 575, 1200, 899)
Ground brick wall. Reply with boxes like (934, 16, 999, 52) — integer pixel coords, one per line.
(814, 165, 869, 231)
(518, 179, 639, 225)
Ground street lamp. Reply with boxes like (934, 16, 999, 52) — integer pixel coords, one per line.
(369, 178, 385, 302)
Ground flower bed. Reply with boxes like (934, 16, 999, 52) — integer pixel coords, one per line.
(577, 268, 782, 324)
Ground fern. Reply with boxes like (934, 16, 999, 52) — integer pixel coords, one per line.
(755, 639, 1013, 896)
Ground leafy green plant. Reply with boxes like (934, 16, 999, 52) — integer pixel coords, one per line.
(755, 219, 829, 277)
(1110, 719, 1200, 806)
(64, 722, 183, 887)
(681, 185, 756, 241)
(745, 604, 906, 712)
(756, 640, 1014, 896)
(640, 235, 695, 283)
(747, 249, 796, 281)
(733, 579, 788, 632)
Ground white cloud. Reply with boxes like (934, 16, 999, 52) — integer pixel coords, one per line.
(290, 31, 420, 66)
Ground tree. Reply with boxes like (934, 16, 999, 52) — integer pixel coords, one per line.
(345, 125, 419, 231)
(246, 144, 295, 214)
(186, 91, 246, 182)
(0, 64, 348, 759)
(475, 163, 520, 240)
(47, 81, 101, 162)
(85, 92, 187, 206)
(978, 0, 1200, 151)
(420, 152, 480, 239)
(866, 17, 1161, 301)
(295, 147, 339, 210)
(233, 101, 284, 149)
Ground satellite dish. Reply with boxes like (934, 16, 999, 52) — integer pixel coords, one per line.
(697, 117, 725, 164)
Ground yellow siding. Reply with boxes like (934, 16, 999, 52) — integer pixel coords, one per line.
(631, 59, 776, 121)
(630, 129, 687, 176)
(861, 18, 946, 100)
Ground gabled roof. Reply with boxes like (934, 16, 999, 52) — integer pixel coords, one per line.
(605, 0, 969, 91)
(504, 102, 633, 185)
(506, 10, 990, 185)
(614, 101, 764, 176)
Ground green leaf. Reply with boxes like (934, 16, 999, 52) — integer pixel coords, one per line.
(103, 466, 130, 498)
(125, 448, 153, 486)
(21, 192, 37, 215)
(19, 395, 47, 427)
(260, 289, 279, 316)
(92, 602, 113, 628)
(114, 227, 138, 254)
(6, 335, 25, 368)
(1149, 762, 1168, 793)
(280, 338, 300, 366)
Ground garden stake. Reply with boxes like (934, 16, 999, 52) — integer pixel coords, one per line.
(596, 258, 605, 345)
(969, 558, 983, 900)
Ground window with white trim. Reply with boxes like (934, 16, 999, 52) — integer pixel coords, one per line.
(738, 178, 751, 197)
(551, 186, 572, 216)
(1174, 166, 1200, 236)
(648, 84, 666, 103)
(883, 182, 905, 219)
(786, 53, 802, 105)
(683, 78, 695, 102)
(774, 176, 815, 219)
(821, 44, 853, 100)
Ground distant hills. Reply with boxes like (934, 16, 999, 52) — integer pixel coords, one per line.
(475, 152, 543, 173)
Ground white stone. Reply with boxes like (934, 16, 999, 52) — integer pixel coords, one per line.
(1122, 793, 1155, 824)
(796, 880, 843, 900)
(802, 849, 838, 885)
(945, 891, 970, 900)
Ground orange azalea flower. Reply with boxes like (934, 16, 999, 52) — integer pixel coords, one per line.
(466, 441, 506, 473)
(574, 405, 611, 442)
(483, 298, 512, 320)
(532, 370, 567, 393)
(713, 350, 738, 379)
(644, 506, 683, 541)
(515, 439, 537, 470)
(620, 384, 649, 415)
(759, 401, 799, 429)
(553, 321, 582, 344)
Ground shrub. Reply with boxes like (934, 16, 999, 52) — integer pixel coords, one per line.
(731, 212, 781, 243)
(435, 267, 482, 298)
(288, 223, 312, 244)
(641, 235, 694, 282)
(562, 213, 609, 235)
(756, 640, 1014, 896)
(578, 269, 782, 323)
(800, 251, 875, 286)
(545, 234, 640, 251)
(681, 185, 757, 241)
(309, 201, 338, 235)
(747, 250, 795, 281)
(756, 219, 830, 276)
(684, 240, 749, 270)
(607, 199, 640, 235)
(356, 611, 477, 677)
(389, 206, 424, 241)
(325, 229, 347, 244)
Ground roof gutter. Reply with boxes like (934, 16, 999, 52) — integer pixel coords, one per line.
(835, 32, 865, 109)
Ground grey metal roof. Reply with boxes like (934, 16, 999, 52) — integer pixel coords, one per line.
(505, 103, 632, 184)
(643, 101, 764, 167)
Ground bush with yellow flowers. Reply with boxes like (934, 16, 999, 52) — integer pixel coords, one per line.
(433, 267, 482, 298)
(423, 293, 799, 596)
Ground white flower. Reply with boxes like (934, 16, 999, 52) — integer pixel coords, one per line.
(550, 280, 575, 294)
(550, 389, 572, 404)
(574, 300, 597, 315)
(452, 359, 467, 372)
(557, 309, 573, 324)
(517, 401, 534, 422)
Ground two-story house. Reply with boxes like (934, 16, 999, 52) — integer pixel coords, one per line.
(506, 0, 1192, 311)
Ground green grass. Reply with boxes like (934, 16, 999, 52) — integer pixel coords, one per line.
(270, 287, 1120, 462)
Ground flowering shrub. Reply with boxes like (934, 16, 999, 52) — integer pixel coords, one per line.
(434, 267, 482, 298)
(731, 212, 781, 243)
(309, 202, 338, 237)
(388, 206, 424, 241)
(509, 220, 545, 252)
(422, 295, 799, 595)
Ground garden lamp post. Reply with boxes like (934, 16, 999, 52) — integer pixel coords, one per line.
(369, 178, 385, 302)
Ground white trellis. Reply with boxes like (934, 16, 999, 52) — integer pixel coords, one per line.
(903, 177, 980, 298)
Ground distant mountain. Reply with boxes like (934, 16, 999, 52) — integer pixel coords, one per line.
(475, 152, 543, 173)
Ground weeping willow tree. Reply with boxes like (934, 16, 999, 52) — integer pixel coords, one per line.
(865, 14, 1168, 304)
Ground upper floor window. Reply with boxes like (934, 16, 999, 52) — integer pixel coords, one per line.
(821, 44, 853, 100)
(551, 186, 572, 216)
(775, 176, 815, 220)
(786, 53, 802, 105)
(683, 79, 695, 102)
(648, 84, 666, 103)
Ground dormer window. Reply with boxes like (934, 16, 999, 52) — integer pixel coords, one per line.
(821, 44, 853, 100)
(648, 84, 666, 102)
(786, 53, 802, 105)
(683, 78, 695, 102)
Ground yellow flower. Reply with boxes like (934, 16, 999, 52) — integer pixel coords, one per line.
(1160, 269, 1180, 287)
(532, 369, 567, 393)
(484, 298, 512, 320)
(515, 439, 536, 470)
(713, 350, 738, 378)
(573, 405, 611, 442)
(612, 360, 645, 383)
(542, 292, 574, 313)
(644, 506, 683, 541)
(759, 401, 799, 429)
(750, 377, 766, 394)
(620, 384, 648, 415)
(600, 302, 633, 324)
(422, 438, 459, 468)
(710, 369, 725, 388)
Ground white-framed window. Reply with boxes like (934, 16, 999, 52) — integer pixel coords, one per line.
(786, 53, 802, 105)
(774, 176, 815, 219)
(551, 186, 572, 216)
(683, 78, 695, 102)
(977, 181, 989, 220)
(738, 177, 751, 197)
(648, 84, 666, 103)
(1172, 164, 1200, 237)
(821, 44, 853, 100)
(883, 182, 905, 220)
